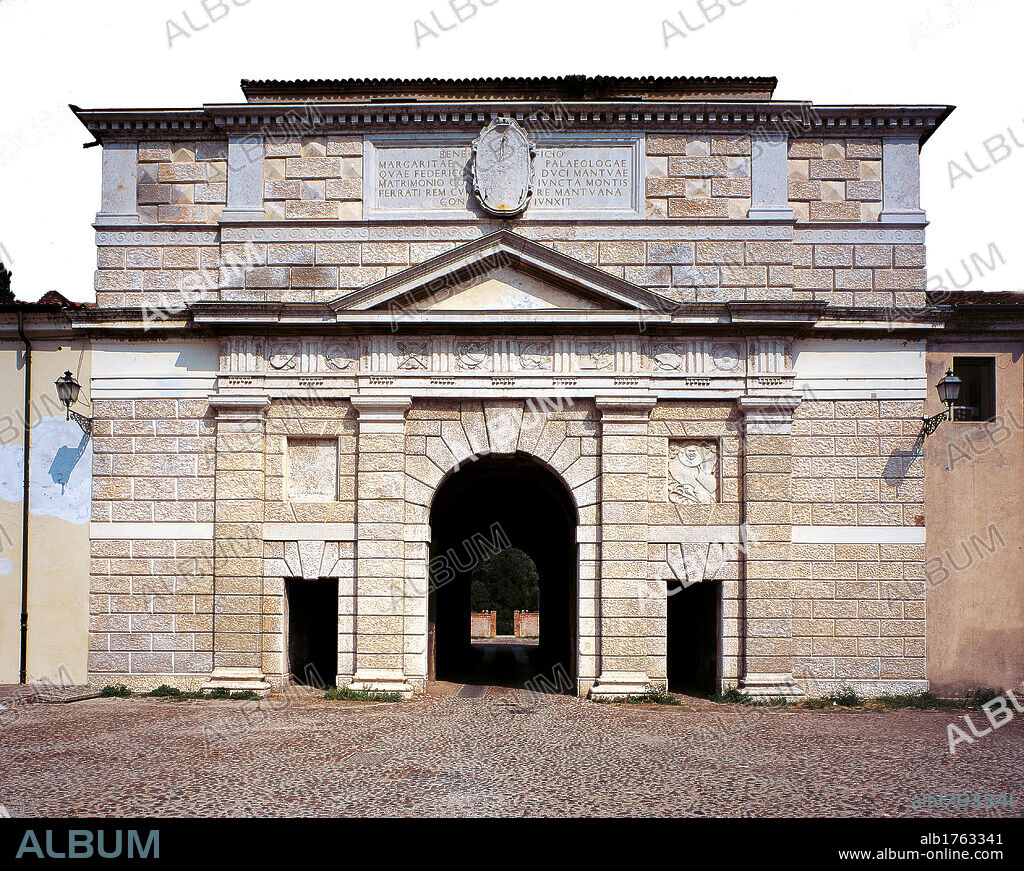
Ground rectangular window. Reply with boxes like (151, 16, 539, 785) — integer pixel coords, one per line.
(952, 357, 996, 422)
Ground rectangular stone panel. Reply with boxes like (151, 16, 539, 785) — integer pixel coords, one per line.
(287, 437, 339, 502)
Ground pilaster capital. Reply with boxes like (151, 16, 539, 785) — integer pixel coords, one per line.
(207, 393, 271, 422)
(736, 394, 802, 433)
(595, 396, 657, 418)
(351, 395, 413, 431)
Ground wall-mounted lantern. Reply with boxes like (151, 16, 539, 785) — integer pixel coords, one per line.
(54, 370, 92, 436)
(921, 368, 963, 437)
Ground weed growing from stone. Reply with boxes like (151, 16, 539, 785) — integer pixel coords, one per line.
(710, 687, 753, 705)
(101, 684, 258, 700)
(594, 685, 682, 706)
(797, 685, 1005, 711)
(323, 686, 402, 702)
(99, 684, 132, 698)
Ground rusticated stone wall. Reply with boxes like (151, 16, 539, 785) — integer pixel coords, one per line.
(645, 134, 751, 219)
(88, 398, 216, 688)
(787, 138, 882, 223)
(137, 141, 228, 224)
(789, 398, 926, 693)
(93, 128, 927, 314)
(85, 388, 928, 696)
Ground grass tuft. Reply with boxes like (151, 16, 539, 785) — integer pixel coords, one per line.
(324, 686, 402, 702)
(594, 685, 681, 705)
(139, 685, 260, 701)
(99, 684, 132, 698)
(710, 687, 753, 705)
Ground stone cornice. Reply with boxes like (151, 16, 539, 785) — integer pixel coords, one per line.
(72, 102, 953, 146)
(69, 300, 959, 337)
(91, 222, 930, 248)
(737, 395, 802, 416)
(595, 396, 659, 414)
(238, 75, 781, 103)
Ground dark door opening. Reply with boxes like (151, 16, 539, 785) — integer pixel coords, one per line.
(286, 577, 338, 688)
(667, 579, 719, 694)
(428, 454, 577, 692)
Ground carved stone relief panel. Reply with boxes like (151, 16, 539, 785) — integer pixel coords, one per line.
(709, 341, 743, 373)
(396, 341, 430, 370)
(268, 341, 300, 372)
(513, 339, 553, 371)
(455, 339, 492, 371)
(215, 334, 785, 383)
(667, 440, 719, 505)
(576, 340, 614, 371)
(322, 339, 358, 372)
(652, 342, 691, 372)
(652, 340, 746, 375)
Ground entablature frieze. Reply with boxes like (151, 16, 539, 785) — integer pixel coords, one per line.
(216, 333, 796, 397)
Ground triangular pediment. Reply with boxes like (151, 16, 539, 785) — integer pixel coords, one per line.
(417, 265, 613, 311)
(329, 230, 667, 314)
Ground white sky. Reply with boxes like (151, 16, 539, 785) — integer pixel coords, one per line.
(0, 0, 1020, 302)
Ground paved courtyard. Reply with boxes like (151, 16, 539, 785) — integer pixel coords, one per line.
(1, 685, 1021, 818)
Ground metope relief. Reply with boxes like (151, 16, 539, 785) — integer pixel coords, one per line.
(651, 340, 746, 376)
(513, 340, 552, 371)
(323, 340, 358, 372)
(577, 340, 613, 371)
(268, 342, 300, 371)
(667, 440, 719, 505)
(710, 342, 742, 373)
(396, 341, 429, 370)
(455, 340, 492, 371)
(653, 343, 687, 372)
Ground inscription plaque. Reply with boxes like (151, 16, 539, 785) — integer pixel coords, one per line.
(371, 146, 472, 213)
(532, 147, 633, 212)
(364, 136, 643, 219)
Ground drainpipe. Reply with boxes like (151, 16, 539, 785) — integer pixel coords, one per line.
(16, 311, 30, 684)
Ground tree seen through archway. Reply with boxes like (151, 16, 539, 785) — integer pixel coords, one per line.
(470, 548, 539, 635)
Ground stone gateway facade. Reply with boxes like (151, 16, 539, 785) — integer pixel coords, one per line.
(63, 75, 963, 699)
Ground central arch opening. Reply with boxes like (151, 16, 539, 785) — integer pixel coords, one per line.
(428, 454, 577, 692)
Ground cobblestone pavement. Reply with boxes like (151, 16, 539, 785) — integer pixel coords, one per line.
(1, 687, 1021, 818)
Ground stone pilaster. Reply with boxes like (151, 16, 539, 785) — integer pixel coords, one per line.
(221, 134, 266, 222)
(96, 140, 139, 225)
(879, 137, 926, 224)
(204, 394, 271, 694)
(748, 132, 794, 221)
(590, 396, 657, 700)
(350, 396, 414, 697)
(737, 395, 804, 699)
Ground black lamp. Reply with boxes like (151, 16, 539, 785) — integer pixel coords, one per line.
(935, 368, 962, 411)
(922, 368, 964, 437)
(54, 370, 91, 436)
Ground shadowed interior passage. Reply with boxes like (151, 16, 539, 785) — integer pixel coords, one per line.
(286, 578, 338, 687)
(667, 578, 720, 694)
(429, 454, 577, 690)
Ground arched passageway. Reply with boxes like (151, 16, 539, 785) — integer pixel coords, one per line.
(428, 454, 577, 691)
